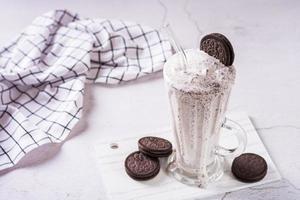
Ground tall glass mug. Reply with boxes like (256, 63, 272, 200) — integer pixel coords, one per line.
(163, 49, 247, 187)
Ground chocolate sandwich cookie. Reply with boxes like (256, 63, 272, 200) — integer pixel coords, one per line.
(125, 151, 160, 181)
(232, 153, 268, 183)
(200, 33, 235, 66)
(138, 136, 173, 158)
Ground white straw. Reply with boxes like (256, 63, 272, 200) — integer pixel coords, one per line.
(163, 24, 188, 71)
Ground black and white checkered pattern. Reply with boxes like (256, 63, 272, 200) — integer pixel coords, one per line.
(0, 9, 172, 170)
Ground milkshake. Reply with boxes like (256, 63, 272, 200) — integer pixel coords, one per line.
(164, 48, 240, 186)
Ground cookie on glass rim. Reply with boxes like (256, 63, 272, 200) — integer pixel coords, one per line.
(200, 33, 235, 66)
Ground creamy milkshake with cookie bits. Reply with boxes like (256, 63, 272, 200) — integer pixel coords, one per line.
(164, 33, 247, 187)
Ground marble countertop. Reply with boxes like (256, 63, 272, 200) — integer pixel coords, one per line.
(0, 0, 299, 199)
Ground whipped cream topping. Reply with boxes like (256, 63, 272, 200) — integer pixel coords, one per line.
(163, 49, 235, 94)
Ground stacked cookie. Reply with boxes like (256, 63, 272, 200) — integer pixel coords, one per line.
(125, 136, 172, 181)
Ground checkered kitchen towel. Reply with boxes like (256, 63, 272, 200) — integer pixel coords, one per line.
(0, 9, 172, 170)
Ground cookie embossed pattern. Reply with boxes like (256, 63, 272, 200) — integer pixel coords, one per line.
(232, 153, 268, 183)
(138, 136, 173, 158)
(125, 151, 160, 181)
(200, 33, 235, 66)
(124, 136, 173, 181)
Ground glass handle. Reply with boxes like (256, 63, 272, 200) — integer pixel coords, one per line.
(215, 117, 247, 157)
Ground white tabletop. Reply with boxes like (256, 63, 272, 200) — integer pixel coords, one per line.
(0, 0, 299, 199)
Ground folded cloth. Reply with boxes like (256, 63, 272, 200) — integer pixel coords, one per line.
(0, 9, 173, 170)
